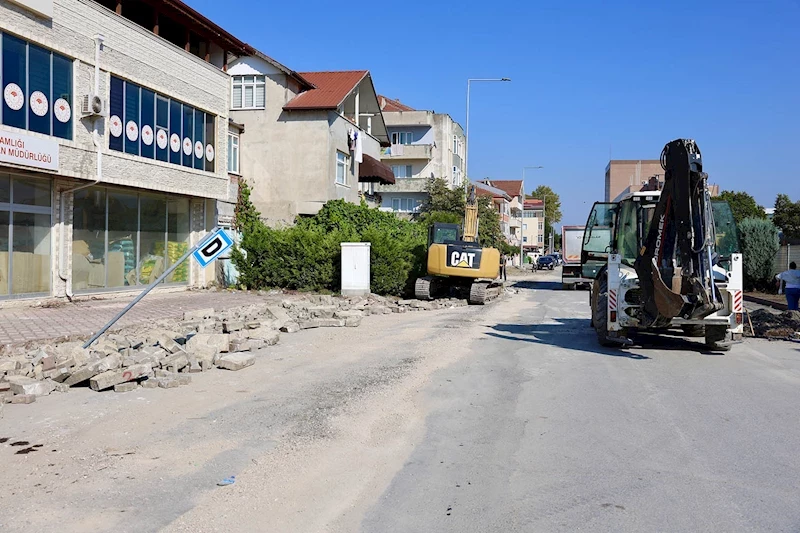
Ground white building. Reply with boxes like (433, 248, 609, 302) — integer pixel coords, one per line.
(0, 0, 243, 301)
(376, 96, 465, 215)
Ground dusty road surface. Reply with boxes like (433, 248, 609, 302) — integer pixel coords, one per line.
(2, 269, 800, 532)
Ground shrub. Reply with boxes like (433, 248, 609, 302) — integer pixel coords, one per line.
(738, 217, 780, 291)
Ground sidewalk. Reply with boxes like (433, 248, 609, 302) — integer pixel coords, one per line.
(0, 290, 267, 346)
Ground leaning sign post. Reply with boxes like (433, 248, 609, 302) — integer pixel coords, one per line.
(83, 228, 234, 349)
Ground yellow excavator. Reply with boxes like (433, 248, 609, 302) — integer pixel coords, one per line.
(415, 186, 503, 304)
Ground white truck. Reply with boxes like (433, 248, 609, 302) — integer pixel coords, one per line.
(561, 225, 590, 290)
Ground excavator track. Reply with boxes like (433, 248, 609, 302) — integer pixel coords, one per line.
(415, 277, 434, 300)
(468, 280, 503, 305)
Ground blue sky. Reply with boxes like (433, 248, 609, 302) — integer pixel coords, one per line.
(188, 0, 799, 226)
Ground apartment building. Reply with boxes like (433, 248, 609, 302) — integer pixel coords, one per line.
(226, 59, 394, 225)
(0, 0, 239, 301)
(521, 199, 545, 254)
(376, 96, 465, 215)
(479, 179, 524, 245)
(607, 160, 720, 202)
(474, 181, 512, 239)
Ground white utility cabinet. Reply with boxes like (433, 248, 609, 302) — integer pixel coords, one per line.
(341, 242, 371, 296)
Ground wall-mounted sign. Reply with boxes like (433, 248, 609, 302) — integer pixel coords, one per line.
(7, 0, 53, 19)
(0, 128, 59, 171)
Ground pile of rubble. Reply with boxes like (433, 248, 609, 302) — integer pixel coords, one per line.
(0, 293, 469, 405)
(747, 309, 800, 340)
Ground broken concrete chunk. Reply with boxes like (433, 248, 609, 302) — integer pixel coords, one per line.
(89, 363, 151, 391)
(43, 367, 70, 382)
(308, 306, 337, 319)
(280, 322, 300, 334)
(0, 360, 17, 373)
(156, 334, 182, 354)
(140, 379, 159, 389)
(162, 353, 189, 373)
(176, 374, 192, 386)
(229, 339, 252, 353)
(62, 366, 97, 387)
(223, 320, 244, 333)
(9, 394, 36, 404)
(186, 333, 230, 354)
(344, 317, 362, 328)
(246, 327, 280, 346)
(114, 382, 138, 393)
(216, 353, 255, 371)
(334, 310, 364, 319)
(157, 377, 180, 389)
(299, 319, 346, 329)
(6, 375, 56, 397)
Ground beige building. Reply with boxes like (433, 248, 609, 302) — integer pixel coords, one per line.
(226, 60, 394, 225)
(478, 179, 524, 244)
(375, 96, 465, 215)
(0, 0, 241, 302)
(521, 199, 545, 254)
(605, 160, 663, 202)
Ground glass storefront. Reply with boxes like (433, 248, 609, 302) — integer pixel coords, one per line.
(0, 173, 52, 297)
(72, 186, 190, 291)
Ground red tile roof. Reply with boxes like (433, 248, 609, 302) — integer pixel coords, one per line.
(474, 183, 510, 200)
(284, 71, 369, 110)
(524, 199, 544, 209)
(483, 180, 523, 199)
(378, 95, 415, 112)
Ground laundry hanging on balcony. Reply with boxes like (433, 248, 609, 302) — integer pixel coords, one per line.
(347, 127, 363, 163)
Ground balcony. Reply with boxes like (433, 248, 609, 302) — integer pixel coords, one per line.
(381, 144, 433, 161)
(453, 152, 463, 170)
(375, 178, 430, 194)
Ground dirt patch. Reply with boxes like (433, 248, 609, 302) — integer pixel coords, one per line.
(747, 309, 800, 340)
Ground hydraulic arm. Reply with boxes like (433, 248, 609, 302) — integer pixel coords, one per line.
(634, 139, 722, 327)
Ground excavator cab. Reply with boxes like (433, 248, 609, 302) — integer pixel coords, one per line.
(428, 223, 461, 248)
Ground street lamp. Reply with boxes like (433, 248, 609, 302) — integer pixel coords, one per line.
(520, 166, 543, 266)
(464, 78, 511, 186)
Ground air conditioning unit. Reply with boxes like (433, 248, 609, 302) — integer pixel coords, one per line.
(80, 94, 106, 117)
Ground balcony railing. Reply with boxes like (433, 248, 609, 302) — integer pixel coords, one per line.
(381, 144, 433, 160)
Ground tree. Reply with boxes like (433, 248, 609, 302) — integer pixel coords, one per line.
(716, 190, 766, 224)
(738, 218, 780, 291)
(529, 185, 562, 225)
(773, 194, 800, 240)
(419, 179, 506, 250)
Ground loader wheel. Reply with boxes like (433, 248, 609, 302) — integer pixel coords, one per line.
(705, 325, 731, 352)
(681, 325, 705, 338)
(593, 275, 617, 347)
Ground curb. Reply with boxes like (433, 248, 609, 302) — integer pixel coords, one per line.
(744, 294, 788, 312)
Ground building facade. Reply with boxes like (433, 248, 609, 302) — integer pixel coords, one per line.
(376, 96, 465, 215)
(521, 199, 545, 254)
(479, 179, 524, 246)
(226, 60, 394, 225)
(605, 159, 663, 202)
(0, 0, 239, 301)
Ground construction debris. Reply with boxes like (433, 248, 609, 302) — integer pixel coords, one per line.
(747, 309, 800, 340)
(0, 292, 477, 405)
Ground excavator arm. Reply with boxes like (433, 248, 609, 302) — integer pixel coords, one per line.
(463, 185, 479, 243)
(634, 139, 722, 327)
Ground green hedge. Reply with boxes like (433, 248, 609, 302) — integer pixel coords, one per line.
(232, 190, 427, 296)
(738, 217, 780, 291)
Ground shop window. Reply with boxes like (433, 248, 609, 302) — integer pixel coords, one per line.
(0, 174, 52, 297)
(72, 186, 191, 292)
(109, 76, 215, 172)
(1, 32, 73, 139)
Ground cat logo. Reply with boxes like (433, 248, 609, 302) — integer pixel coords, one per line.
(446, 246, 482, 269)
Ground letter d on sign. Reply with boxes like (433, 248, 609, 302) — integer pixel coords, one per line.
(192, 228, 234, 268)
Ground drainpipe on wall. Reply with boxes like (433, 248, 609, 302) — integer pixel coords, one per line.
(58, 34, 105, 298)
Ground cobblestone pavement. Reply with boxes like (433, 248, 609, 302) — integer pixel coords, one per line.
(0, 290, 266, 346)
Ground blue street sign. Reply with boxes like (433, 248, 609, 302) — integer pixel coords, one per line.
(192, 228, 234, 268)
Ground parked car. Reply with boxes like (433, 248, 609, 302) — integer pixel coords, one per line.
(536, 255, 556, 270)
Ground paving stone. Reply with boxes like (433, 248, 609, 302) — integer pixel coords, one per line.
(156, 334, 182, 354)
(43, 367, 70, 382)
(344, 317, 363, 328)
(89, 363, 151, 391)
(0, 381, 10, 392)
(186, 333, 230, 354)
(299, 319, 346, 329)
(186, 357, 202, 373)
(216, 353, 255, 371)
(56, 356, 75, 370)
(155, 369, 177, 378)
(176, 374, 192, 386)
(140, 379, 159, 389)
(114, 382, 139, 393)
(223, 320, 244, 333)
(267, 306, 292, 326)
(6, 376, 56, 396)
(0, 360, 17, 372)
(334, 310, 364, 318)
(249, 338, 265, 350)
(392, 306, 408, 314)
(229, 338, 252, 353)
(308, 306, 337, 319)
(41, 354, 56, 372)
(162, 353, 189, 373)
(53, 382, 70, 393)
(245, 321, 263, 329)
(8, 394, 36, 404)
(157, 377, 180, 389)
(63, 366, 97, 387)
(246, 327, 280, 345)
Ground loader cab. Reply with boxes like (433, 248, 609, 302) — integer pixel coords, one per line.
(710, 200, 740, 270)
(428, 223, 461, 248)
(581, 202, 616, 279)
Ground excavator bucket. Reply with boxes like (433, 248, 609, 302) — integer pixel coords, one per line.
(649, 258, 685, 318)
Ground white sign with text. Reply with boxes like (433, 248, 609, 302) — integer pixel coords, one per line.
(0, 129, 59, 172)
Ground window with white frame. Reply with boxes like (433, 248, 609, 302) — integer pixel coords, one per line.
(232, 75, 266, 109)
(391, 198, 419, 212)
(392, 165, 413, 179)
(539, 222, 544, 231)
(538, 235, 544, 243)
(523, 223, 528, 229)
(453, 135, 458, 155)
(391, 132, 413, 145)
(227, 132, 240, 174)
(336, 152, 349, 185)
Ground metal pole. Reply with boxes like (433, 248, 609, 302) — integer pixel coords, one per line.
(83, 229, 221, 348)
(465, 80, 471, 188)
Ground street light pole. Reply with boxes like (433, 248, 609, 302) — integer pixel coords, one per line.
(464, 77, 511, 192)
(520, 166, 543, 266)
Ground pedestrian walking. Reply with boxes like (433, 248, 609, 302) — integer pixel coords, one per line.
(501, 254, 508, 282)
(776, 261, 800, 311)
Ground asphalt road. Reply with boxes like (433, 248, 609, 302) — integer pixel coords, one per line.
(2, 269, 800, 532)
